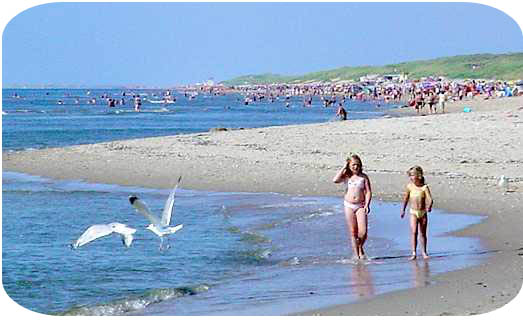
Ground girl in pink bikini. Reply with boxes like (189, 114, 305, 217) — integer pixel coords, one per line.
(333, 154, 373, 260)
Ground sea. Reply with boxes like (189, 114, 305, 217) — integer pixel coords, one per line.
(2, 89, 490, 315)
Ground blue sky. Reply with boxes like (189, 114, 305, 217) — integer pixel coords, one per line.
(2, 1, 523, 87)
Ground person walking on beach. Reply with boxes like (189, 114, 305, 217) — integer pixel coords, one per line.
(400, 166, 434, 260)
(333, 154, 372, 260)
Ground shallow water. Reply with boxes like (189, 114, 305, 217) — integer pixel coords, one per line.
(2, 172, 489, 315)
(2, 88, 389, 151)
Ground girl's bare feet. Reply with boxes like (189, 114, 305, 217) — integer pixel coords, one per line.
(409, 252, 417, 260)
(422, 252, 430, 259)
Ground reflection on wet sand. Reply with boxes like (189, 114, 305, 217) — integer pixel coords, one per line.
(411, 259, 431, 287)
(351, 262, 375, 298)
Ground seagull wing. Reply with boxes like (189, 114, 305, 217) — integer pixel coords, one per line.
(73, 224, 114, 248)
(121, 233, 135, 247)
(111, 223, 137, 248)
(161, 176, 182, 227)
(129, 196, 161, 226)
(166, 223, 183, 235)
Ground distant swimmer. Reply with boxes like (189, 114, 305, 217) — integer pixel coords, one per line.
(134, 95, 142, 111)
(303, 96, 312, 107)
(336, 103, 347, 120)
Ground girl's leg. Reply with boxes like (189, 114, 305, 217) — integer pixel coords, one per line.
(419, 215, 429, 259)
(344, 207, 360, 259)
(409, 214, 419, 260)
(355, 208, 369, 258)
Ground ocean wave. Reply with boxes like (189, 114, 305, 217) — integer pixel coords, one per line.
(55, 284, 210, 316)
(240, 231, 271, 244)
(233, 248, 273, 264)
(281, 256, 301, 266)
(225, 225, 271, 245)
(259, 201, 319, 209)
(2, 172, 168, 195)
(2, 109, 32, 113)
(297, 210, 336, 221)
(2, 171, 51, 183)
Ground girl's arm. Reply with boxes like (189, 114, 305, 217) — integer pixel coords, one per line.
(425, 185, 434, 212)
(401, 185, 410, 218)
(363, 175, 372, 214)
(333, 165, 347, 183)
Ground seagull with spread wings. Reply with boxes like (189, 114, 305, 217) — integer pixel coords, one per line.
(72, 222, 137, 249)
(129, 176, 183, 250)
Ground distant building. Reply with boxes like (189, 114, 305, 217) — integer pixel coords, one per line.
(359, 74, 380, 82)
(359, 73, 407, 84)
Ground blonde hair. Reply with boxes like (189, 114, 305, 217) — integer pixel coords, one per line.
(407, 165, 425, 184)
(345, 154, 363, 177)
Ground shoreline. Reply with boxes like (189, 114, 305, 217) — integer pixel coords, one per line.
(3, 96, 523, 315)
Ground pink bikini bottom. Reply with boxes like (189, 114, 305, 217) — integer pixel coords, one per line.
(344, 200, 364, 211)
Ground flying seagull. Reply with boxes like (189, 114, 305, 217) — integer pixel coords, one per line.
(129, 176, 183, 250)
(72, 222, 137, 249)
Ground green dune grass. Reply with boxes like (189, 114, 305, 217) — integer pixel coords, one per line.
(222, 53, 523, 85)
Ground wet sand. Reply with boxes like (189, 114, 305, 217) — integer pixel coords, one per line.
(3, 95, 523, 316)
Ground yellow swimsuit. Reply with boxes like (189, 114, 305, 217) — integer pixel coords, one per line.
(408, 183, 428, 218)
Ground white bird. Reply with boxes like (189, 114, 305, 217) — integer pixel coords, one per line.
(72, 222, 137, 249)
(498, 175, 509, 192)
(129, 176, 183, 250)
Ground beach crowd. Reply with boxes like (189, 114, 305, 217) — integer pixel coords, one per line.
(198, 76, 523, 115)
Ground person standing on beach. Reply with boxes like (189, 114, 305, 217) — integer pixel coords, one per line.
(400, 166, 434, 260)
(414, 93, 424, 115)
(427, 92, 437, 114)
(438, 90, 447, 113)
(333, 154, 372, 260)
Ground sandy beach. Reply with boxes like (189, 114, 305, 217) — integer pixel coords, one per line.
(3, 96, 523, 316)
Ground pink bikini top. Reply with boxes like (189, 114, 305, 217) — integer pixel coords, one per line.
(347, 177, 365, 190)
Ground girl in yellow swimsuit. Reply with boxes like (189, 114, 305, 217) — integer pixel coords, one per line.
(400, 166, 434, 260)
